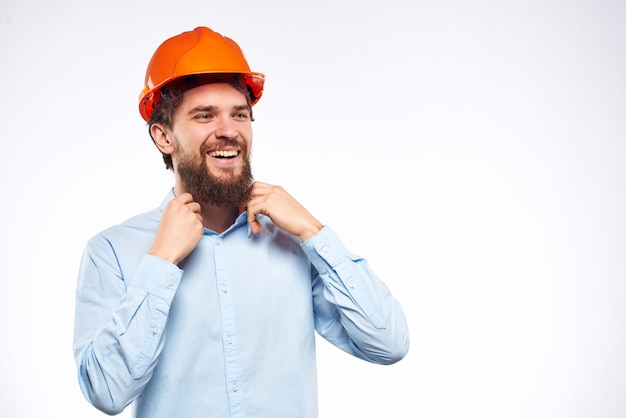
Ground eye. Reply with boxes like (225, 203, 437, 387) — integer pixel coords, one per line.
(195, 113, 214, 121)
(233, 111, 251, 121)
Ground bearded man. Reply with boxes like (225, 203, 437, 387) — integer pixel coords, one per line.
(73, 26, 409, 418)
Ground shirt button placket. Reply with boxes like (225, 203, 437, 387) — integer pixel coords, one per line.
(213, 235, 245, 416)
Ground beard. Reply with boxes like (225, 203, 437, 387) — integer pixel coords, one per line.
(176, 141, 253, 207)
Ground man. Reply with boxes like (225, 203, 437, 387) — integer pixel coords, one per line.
(73, 26, 409, 418)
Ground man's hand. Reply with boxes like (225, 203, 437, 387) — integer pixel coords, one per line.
(246, 182, 323, 242)
(148, 193, 204, 265)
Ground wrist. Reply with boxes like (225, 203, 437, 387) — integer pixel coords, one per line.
(298, 222, 323, 242)
(147, 246, 180, 265)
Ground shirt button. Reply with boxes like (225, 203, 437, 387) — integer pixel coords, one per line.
(216, 238, 222, 246)
(221, 285, 229, 293)
(231, 384, 239, 392)
(151, 327, 159, 335)
(226, 337, 234, 344)
(321, 245, 330, 253)
(166, 279, 175, 287)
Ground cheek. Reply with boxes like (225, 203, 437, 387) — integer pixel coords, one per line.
(176, 128, 209, 150)
(241, 127, 253, 146)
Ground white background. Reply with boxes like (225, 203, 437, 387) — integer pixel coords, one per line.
(1, 0, 625, 417)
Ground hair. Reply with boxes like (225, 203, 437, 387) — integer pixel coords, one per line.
(147, 74, 254, 170)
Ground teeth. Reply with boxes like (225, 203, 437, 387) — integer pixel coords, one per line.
(209, 150, 238, 158)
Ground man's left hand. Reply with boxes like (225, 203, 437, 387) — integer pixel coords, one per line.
(245, 181, 323, 241)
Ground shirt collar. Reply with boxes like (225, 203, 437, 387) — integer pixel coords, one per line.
(159, 189, 253, 237)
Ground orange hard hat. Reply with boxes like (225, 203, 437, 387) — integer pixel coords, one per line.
(138, 26, 265, 121)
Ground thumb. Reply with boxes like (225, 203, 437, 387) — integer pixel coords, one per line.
(248, 211, 263, 234)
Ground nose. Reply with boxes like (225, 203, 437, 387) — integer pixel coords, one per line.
(214, 116, 238, 140)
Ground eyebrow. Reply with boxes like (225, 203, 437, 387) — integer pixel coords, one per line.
(187, 105, 216, 116)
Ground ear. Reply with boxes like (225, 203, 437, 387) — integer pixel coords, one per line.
(150, 123, 175, 155)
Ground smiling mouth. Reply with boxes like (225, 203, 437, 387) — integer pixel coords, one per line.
(208, 150, 239, 159)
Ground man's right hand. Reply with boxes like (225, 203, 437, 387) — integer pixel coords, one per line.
(147, 193, 204, 265)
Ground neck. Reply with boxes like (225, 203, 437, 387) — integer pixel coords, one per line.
(174, 183, 241, 234)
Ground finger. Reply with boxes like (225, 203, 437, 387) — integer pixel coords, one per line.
(247, 204, 258, 224)
(246, 201, 263, 234)
(187, 201, 202, 213)
(247, 211, 261, 234)
(176, 192, 195, 203)
(247, 181, 273, 198)
(249, 218, 262, 234)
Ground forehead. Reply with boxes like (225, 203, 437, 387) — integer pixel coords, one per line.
(181, 82, 249, 108)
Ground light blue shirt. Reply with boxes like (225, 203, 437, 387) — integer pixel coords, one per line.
(73, 190, 409, 417)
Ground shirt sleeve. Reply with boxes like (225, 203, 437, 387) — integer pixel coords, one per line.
(300, 226, 410, 365)
(72, 235, 182, 415)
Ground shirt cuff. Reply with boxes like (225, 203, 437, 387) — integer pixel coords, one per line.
(128, 254, 183, 305)
(300, 226, 348, 273)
